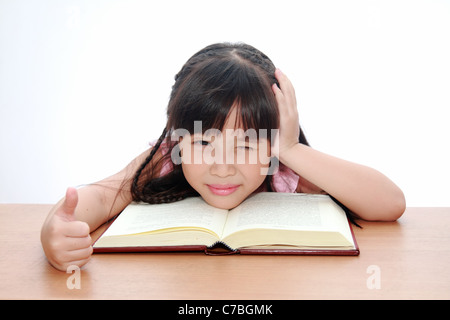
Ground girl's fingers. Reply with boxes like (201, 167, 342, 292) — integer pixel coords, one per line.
(66, 246, 94, 261)
(66, 235, 93, 251)
(272, 83, 284, 104)
(62, 220, 91, 238)
(63, 246, 93, 266)
(273, 69, 296, 107)
(56, 187, 78, 222)
(53, 233, 92, 253)
(50, 244, 93, 271)
(58, 256, 92, 272)
(275, 69, 292, 92)
(271, 69, 300, 157)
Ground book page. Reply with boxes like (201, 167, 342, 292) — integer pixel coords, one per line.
(102, 197, 228, 238)
(222, 193, 348, 238)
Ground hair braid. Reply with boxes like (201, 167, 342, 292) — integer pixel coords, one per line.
(131, 127, 167, 201)
(131, 126, 199, 204)
(135, 166, 198, 204)
(173, 43, 277, 94)
(232, 44, 278, 82)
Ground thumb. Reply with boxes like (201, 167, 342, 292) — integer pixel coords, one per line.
(56, 187, 79, 221)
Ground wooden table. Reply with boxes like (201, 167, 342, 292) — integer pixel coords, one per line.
(0, 204, 449, 300)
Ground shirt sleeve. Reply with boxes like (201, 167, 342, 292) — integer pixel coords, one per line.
(271, 163, 300, 193)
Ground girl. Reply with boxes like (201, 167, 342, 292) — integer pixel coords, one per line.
(41, 43, 406, 271)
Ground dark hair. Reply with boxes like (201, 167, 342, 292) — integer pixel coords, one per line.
(131, 42, 309, 204)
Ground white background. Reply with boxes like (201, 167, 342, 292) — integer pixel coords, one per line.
(1, 0, 449, 206)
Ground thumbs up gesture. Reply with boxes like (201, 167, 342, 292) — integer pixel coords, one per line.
(41, 188, 93, 271)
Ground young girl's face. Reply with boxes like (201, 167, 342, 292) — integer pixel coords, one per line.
(179, 108, 271, 210)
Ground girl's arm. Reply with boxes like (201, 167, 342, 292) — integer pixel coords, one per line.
(42, 149, 148, 232)
(272, 69, 406, 221)
(40, 149, 151, 271)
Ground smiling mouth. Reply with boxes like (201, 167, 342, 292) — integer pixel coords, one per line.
(207, 184, 240, 196)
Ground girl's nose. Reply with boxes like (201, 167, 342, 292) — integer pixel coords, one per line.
(207, 135, 238, 177)
(209, 159, 237, 178)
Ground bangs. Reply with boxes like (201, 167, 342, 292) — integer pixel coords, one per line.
(167, 57, 279, 140)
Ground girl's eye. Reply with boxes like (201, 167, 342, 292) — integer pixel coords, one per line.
(194, 140, 210, 146)
(237, 145, 254, 151)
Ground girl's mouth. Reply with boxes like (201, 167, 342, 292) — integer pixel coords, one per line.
(207, 184, 240, 196)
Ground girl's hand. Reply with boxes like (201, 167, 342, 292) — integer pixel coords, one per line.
(40, 188, 93, 271)
(271, 69, 300, 160)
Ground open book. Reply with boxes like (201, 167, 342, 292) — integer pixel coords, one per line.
(93, 192, 359, 255)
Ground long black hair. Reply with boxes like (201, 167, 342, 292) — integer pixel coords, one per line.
(130, 42, 309, 204)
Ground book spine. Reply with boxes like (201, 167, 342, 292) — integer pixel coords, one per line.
(205, 241, 239, 256)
